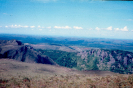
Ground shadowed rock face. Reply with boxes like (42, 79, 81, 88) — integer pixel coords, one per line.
(0, 40, 23, 45)
(0, 40, 57, 65)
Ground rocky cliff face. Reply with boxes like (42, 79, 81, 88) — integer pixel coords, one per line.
(77, 49, 133, 74)
(0, 40, 57, 65)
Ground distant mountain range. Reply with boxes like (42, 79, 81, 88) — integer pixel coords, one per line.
(1, 34, 133, 52)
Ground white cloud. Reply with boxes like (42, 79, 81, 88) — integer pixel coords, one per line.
(120, 26, 128, 31)
(23, 26, 29, 28)
(107, 26, 112, 31)
(73, 26, 83, 29)
(39, 29, 42, 31)
(0, 26, 2, 27)
(54, 26, 71, 29)
(54, 26, 62, 29)
(10, 25, 22, 28)
(10, 25, 13, 28)
(5, 25, 30, 28)
(114, 28, 120, 31)
(37, 25, 45, 28)
(38, 25, 41, 28)
(95, 27, 100, 30)
(127, 19, 133, 21)
(93, 26, 112, 31)
(131, 30, 133, 32)
(47, 26, 51, 29)
(5, 26, 8, 28)
(30, 26, 35, 28)
(88, 28, 93, 30)
(114, 26, 128, 32)
(62, 26, 71, 29)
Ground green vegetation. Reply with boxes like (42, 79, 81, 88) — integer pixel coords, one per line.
(36, 49, 100, 70)
(36, 49, 133, 74)
(87, 56, 99, 70)
(106, 49, 133, 74)
(37, 49, 79, 69)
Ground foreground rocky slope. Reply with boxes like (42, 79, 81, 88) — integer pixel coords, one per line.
(0, 40, 57, 65)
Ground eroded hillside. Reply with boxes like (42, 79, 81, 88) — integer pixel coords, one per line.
(37, 48, 133, 74)
(0, 40, 57, 65)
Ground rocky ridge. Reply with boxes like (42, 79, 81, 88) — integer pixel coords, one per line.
(77, 49, 133, 74)
(0, 40, 57, 65)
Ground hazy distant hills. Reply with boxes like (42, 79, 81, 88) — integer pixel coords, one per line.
(0, 40, 57, 65)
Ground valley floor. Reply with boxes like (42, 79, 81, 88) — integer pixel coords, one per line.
(0, 59, 133, 88)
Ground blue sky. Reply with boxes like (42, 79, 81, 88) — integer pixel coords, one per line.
(0, 0, 133, 39)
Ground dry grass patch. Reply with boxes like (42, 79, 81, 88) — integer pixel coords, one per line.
(0, 74, 133, 88)
(0, 59, 133, 88)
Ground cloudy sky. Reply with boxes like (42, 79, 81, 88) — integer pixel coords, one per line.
(0, 0, 133, 39)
